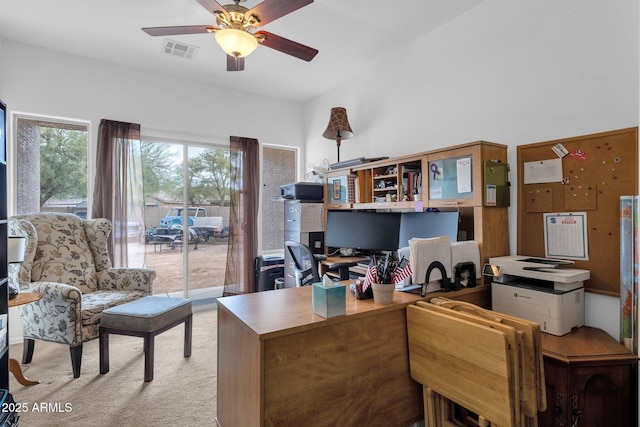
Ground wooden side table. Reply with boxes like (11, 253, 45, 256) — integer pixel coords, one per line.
(539, 327, 638, 427)
(9, 292, 42, 386)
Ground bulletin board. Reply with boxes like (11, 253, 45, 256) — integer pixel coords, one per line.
(517, 127, 638, 296)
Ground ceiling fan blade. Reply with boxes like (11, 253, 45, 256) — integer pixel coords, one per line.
(196, 0, 229, 18)
(255, 31, 318, 62)
(142, 25, 215, 36)
(227, 55, 245, 72)
(246, 0, 313, 27)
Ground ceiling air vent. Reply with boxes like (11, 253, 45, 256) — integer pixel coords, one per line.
(162, 39, 199, 60)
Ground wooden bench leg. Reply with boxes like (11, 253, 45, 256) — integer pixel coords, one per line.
(144, 332, 155, 382)
(184, 314, 192, 358)
(99, 328, 109, 375)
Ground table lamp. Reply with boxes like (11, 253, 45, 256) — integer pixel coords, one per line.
(322, 107, 354, 163)
(8, 236, 26, 299)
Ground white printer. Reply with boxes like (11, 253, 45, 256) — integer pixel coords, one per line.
(485, 255, 590, 336)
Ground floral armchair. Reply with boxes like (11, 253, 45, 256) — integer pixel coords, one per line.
(9, 213, 155, 378)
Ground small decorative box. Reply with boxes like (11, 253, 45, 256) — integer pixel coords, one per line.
(312, 281, 346, 318)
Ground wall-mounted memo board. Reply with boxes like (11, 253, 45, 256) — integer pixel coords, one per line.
(517, 127, 638, 296)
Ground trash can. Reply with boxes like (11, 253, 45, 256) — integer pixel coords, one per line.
(254, 254, 285, 292)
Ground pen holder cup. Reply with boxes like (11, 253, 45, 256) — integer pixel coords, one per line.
(371, 283, 395, 304)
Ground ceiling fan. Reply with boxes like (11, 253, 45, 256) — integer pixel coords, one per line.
(142, 0, 318, 71)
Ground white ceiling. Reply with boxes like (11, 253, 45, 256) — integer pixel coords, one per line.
(0, 0, 484, 103)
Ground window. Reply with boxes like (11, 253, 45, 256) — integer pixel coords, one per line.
(15, 117, 89, 215)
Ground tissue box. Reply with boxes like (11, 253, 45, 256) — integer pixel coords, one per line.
(312, 282, 346, 318)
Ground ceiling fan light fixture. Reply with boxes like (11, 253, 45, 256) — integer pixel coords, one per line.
(215, 28, 258, 58)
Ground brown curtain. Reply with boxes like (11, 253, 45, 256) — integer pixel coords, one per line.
(92, 119, 146, 268)
(223, 136, 259, 295)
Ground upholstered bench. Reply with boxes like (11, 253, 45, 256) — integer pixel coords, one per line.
(99, 296, 192, 382)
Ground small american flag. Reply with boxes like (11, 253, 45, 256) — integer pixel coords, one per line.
(362, 258, 379, 289)
(392, 256, 413, 285)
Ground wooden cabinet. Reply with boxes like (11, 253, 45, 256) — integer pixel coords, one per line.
(539, 327, 638, 427)
(324, 141, 510, 270)
(0, 99, 8, 390)
(426, 142, 507, 208)
(425, 142, 509, 269)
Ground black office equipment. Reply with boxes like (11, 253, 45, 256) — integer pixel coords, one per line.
(254, 254, 284, 292)
(280, 182, 324, 201)
(325, 211, 401, 252)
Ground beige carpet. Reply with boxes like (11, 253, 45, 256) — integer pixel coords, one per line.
(8, 307, 217, 426)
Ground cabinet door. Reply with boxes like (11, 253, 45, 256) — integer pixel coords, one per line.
(569, 364, 634, 427)
(426, 142, 508, 208)
(427, 145, 482, 207)
(540, 362, 635, 427)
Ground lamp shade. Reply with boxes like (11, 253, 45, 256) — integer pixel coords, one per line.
(8, 236, 26, 264)
(215, 29, 259, 58)
(322, 107, 354, 141)
(323, 107, 354, 163)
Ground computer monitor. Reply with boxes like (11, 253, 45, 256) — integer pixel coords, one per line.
(397, 211, 459, 249)
(325, 211, 401, 252)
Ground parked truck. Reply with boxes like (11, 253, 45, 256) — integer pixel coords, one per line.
(160, 207, 207, 227)
(147, 207, 226, 244)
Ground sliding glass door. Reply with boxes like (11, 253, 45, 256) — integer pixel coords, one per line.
(142, 139, 229, 300)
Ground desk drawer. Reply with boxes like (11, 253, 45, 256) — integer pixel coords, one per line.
(284, 201, 324, 232)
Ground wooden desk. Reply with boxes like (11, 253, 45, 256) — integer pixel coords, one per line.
(216, 283, 490, 426)
(9, 292, 42, 386)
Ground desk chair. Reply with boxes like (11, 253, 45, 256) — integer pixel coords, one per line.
(285, 241, 321, 287)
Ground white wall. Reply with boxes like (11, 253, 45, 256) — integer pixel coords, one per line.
(1, 42, 305, 145)
(304, 0, 639, 340)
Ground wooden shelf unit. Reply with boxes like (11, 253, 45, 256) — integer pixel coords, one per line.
(324, 141, 510, 270)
